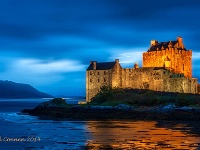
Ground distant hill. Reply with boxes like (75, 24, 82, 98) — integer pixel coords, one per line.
(0, 80, 53, 99)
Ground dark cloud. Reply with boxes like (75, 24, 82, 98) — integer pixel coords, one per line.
(0, 0, 200, 95)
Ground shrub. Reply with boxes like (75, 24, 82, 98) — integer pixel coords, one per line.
(90, 86, 114, 104)
(90, 86, 200, 106)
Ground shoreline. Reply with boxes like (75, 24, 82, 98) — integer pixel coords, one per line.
(22, 104, 200, 121)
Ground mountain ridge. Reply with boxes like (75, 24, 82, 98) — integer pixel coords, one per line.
(0, 80, 53, 99)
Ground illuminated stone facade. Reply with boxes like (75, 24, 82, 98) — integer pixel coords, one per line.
(86, 37, 198, 102)
(143, 37, 192, 78)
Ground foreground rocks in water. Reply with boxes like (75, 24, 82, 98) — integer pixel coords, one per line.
(22, 99, 200, 121)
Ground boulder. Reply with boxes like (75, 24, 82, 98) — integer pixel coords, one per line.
(114, 104, 133, 110)
(35, 98, 67, 108)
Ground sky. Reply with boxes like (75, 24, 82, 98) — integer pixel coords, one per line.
(0, 0, 200, 96)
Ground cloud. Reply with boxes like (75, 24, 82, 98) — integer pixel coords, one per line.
(14, 58, 86, 74)
(0, 0, 200, 95)
(108, 47, 145, 67)
(192, 52, 200, 60)
(192, 52, 200, 78)
(43, 35, 107, 49)
(0, 57, 86, 86)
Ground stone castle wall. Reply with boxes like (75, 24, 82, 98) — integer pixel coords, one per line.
(111, 60, 122, 88)
(121, 68, 166, 90)
(143, 49, 192, 78)
(86, 69, 113, 102)
(167, 77, 198, 93)
(86, 63, 198, 102)
(119, 67, 198, 94)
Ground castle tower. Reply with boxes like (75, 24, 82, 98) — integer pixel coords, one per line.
(143, 37, 192, 78)
(86, 60, 119, 102)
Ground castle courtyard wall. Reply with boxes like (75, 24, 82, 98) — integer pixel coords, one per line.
(120, 68, 197, 94)
(87, 66, 198, 102)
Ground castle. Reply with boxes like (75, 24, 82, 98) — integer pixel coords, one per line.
(86, 37, 198, 102)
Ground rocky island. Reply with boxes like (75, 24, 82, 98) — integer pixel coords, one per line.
(22, 88, 200, 121)
(22, 37, 200, 121)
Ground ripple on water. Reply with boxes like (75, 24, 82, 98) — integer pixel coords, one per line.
(1, 111, 200, 149)
(83, 121, 200, 150)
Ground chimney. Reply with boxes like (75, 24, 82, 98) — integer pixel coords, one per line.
(151, 40, 158, 46)
(168, 41, 172, 48)
(93, 61, 97, 70)
(134, 62, 139, 69)
(115, 59, 119, 64)
(177, 36, 184, 49)
(177, 36, 183, 44)
(90, 61, 97, 70)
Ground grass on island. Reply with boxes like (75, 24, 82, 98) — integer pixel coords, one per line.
(25, 89, 200, 121)
(49, 86, 200, 107)
(88, 86, 200, 107)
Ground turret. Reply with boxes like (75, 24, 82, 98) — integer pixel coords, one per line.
(177, 36, 184, 49)
(134, 62, 139, 69)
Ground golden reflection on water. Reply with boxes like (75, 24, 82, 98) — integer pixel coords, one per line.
(85, 121, 200, 149)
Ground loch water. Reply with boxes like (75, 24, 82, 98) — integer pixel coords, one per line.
(0, 99, 200, 150)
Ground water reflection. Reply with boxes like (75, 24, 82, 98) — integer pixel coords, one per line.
(84, 121, 200, 149)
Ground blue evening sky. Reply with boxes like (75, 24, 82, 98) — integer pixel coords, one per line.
(0, 0, 200, 96)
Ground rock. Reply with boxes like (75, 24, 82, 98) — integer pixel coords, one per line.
(78, 101, 87, 104)
(162, 104, 175, 109)
(35, 98, 67, 108)
(114, 104, 133, 110)
(175, 106, 196, 112)
(21, 98, 200, 121)
(179, 106, 193, 110)
(90, 106, 113, 109)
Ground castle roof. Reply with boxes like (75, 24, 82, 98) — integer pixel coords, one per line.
(87, 61, 116, 70)
(148, 40, 186, 52)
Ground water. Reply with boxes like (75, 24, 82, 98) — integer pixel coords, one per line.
(0, 99, 200, 150)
